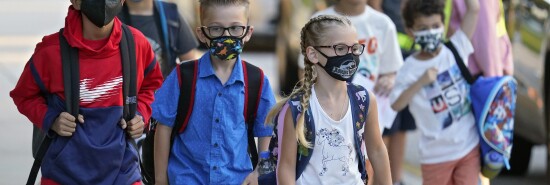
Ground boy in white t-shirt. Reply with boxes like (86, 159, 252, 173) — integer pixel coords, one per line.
(389, 0, 480, 184)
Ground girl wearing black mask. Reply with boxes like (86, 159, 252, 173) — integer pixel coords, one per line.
(265, 15, 391, 185)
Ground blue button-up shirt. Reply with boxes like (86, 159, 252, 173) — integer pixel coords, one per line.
(151, 52, 276, 185)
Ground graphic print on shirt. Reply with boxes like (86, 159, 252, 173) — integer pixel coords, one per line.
(424, 65, 471, 129)
(356, 37, 379, 82)
(316, 128, 354, 176)
(146, 36, 164, 70)
(80, 76, 122, 104)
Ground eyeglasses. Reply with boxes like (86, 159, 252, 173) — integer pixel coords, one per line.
(201, 26, 249, 38)
(314, 43, 365, 56)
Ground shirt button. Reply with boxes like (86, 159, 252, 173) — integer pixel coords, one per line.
(214, 143, 219, 147)
(215, 118, 220, 123)
(213, 166, 218, 170)
(218, 92, 222, 96)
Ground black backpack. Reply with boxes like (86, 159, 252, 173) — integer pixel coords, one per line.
(26, 24, 145, 185)
(140, 59, 265, 184)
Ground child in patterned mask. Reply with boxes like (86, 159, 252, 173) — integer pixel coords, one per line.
(151, 0, 276, 185)
(390, 0, 480, 184)
(269, 14, 391, 185)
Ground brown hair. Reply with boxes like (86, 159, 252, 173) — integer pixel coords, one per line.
(402, 0, 445, 28)
(199, 0, 250, 24)
(265, 15, 353, 148)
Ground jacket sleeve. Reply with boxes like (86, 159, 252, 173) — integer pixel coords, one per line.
(10, 57, 60, 133)
(137, 44, 164, 127)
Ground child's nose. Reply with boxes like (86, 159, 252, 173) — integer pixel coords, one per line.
(222, 29, 231, 36)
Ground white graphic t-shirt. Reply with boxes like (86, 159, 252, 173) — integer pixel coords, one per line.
(296, 87, 363, 185)
(389, 30, 479, 164)
(300, 5, 404, 130)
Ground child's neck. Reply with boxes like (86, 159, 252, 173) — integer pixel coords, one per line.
(82, 16, 113, 40)
(415, 47, 443, 61)
(314, 75, 347, 100)
(334, 2, 366, 16)
(210, 56, 237, 85)
(127, 0, 154, 16)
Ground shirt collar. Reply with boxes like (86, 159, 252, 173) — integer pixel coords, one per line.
(198, 52, 245, 85)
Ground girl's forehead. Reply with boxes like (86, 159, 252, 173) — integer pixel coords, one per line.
(319, 26, 358, 45)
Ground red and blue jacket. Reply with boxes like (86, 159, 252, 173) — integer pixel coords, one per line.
(9, 6, 163, 185)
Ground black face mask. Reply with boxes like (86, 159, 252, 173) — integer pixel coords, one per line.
(80, 0, 123, 28)
(315, 50, 360, 81)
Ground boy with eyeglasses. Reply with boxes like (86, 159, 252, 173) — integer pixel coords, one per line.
(151, 0, 276, 184)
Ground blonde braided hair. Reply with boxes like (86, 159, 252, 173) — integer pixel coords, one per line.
(265, 15, 353, 148)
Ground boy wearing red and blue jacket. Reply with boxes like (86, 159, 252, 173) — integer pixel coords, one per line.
(9, 0, 163, 184)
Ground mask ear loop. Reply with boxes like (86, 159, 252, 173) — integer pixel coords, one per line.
(311, 47, 331, 67)
(239, 26, 250, 39)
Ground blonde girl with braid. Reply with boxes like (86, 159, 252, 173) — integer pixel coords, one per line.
(267, 15, 391, 185)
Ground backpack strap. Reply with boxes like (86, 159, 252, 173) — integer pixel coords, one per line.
(154, 0, 171, 62)
(120, 24, 138, 121)
(348, 83, 370, 182)
(27, 29, 80, 185)
(287, 93, 316, 180)
(29, 59, 49, 159)
(444, 41, 475, 84)
(120, 24, 154, 183)
(242, 61, 264, 169)
(172, 60, 199, 146)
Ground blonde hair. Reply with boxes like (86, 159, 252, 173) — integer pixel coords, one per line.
(265, 15, 353, 148)
(199, 0, 250, 24)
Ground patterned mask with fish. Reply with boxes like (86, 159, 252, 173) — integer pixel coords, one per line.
(208, 36, 243, 60)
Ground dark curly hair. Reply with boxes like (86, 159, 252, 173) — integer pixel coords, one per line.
(402, 0, 446, 28)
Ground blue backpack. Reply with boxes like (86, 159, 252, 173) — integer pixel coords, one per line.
(445, 42, 516, 179)
(258, 83, 370, 184)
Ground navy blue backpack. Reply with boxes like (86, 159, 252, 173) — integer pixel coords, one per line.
(258, 83, 370, 184)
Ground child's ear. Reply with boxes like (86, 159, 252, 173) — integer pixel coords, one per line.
(195, 27, 209, 44)
(306, 46, 319, 64)
(242, 26, 254, 43)
(406, 27, 414, 38)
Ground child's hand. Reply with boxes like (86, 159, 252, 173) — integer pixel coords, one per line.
(241, 170, 259, 185)
(120, 115, 144, 139)
(374, 73, 396, 97)
(419, 67, 438, 85)
(52, 112, 84, 137)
